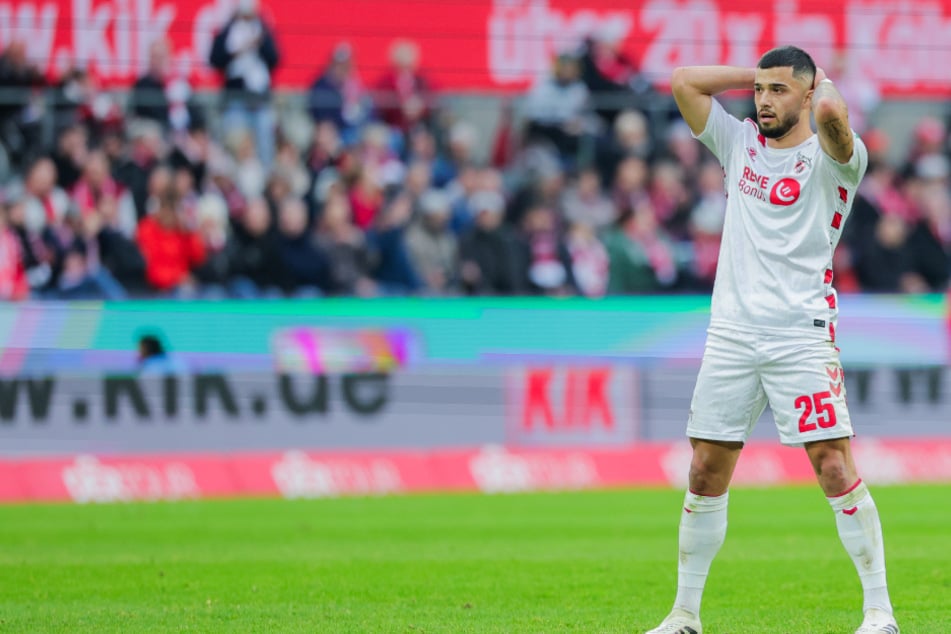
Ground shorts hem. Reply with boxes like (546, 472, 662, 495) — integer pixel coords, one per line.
(686, 429, 748, 444)
(779, 432, 854, 448)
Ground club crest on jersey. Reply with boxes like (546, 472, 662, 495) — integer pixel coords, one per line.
(794, 152, 813, 174)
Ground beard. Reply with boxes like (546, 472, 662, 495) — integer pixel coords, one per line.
(757, 110, 801, 139)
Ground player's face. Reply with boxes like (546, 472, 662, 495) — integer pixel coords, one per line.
(753, 66, 812, 139)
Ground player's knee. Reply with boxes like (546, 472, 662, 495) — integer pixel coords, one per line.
(688, 454, 730, 495)
(810, 448, 852, 490)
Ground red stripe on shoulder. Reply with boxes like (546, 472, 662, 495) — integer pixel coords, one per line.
(742, 118, 766, 146)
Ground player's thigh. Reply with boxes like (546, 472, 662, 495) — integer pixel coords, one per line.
(760, 339, 854, 446)
(687, 330, 768, 443)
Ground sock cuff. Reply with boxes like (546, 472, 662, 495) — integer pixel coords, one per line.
(826, 479, 870, 511)
(684, 490, 729, 512)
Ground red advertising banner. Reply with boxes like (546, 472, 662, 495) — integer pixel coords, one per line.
(506, 366, 640, 447)
(1, 438, 950, 503)
(3, 0, 951, 95)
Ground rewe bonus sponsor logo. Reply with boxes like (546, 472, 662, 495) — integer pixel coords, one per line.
(737, 167, 800, 206)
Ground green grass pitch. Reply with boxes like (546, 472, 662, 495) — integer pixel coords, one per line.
(1, 485, 948, 633)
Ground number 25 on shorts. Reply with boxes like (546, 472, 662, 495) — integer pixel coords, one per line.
(794, 391, 837, 432)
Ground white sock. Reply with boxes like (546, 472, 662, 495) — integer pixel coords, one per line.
(827, 480, 893, 614)
(673, 490, 728, 617)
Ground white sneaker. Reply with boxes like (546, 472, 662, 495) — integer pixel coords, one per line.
(644, 608, 702, 634)
(855, 608, 899, 634)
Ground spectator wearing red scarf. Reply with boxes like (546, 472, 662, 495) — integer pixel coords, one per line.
(375, 40, 434, 134)
(22, 158, 71, 234)
(71, 151, 121, 217)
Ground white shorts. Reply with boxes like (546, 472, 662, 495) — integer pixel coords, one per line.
(687, 327, 854, 447)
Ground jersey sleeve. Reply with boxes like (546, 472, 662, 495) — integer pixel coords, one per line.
(693, 98, 746, 166)
(820, 132, 869, 187)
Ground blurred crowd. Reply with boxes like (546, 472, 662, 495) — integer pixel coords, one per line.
(0, 1, 948, 301)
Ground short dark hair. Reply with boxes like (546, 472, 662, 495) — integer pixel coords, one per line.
(139, 334, 165, 358)
(757, 46, 816, 83)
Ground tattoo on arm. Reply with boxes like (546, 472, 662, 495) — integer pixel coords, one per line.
(820, 118, 852, 155)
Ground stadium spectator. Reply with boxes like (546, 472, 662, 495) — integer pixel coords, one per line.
(275, 196, 330, 295)
(507, 149, 565, 228)
(611, 155, 650, 216)
(129, 38, 173, 127)
(349, 165, 385, 230)
(264, 168, 294, 219)
(173, 166, 201, 231)
(649, 160, 693, 238)
(403, 160, 434, 209)
(853, 211, 925, 293)
(375, 40, 434, 134)
(314, 190, 375, 296)
(906, 174, 951, 291)
(459, 190, 524, 295)
(578, 25, 656, 127)
(519, 205, 576, 296)
(169, 123, 212, 194)
(229, 196, 286, 297)
(71, 151, 121, 218)
(902, 116, 947, 178)
(40, 234, 127, 301)
(0, 40, 45, 170)
(686, 161, 727, 291)
(308, 43, 374, 145)
(826, 50, 880, 134)
(522, 50, 594, 164)
(436, 121, 478, 187)
(561, 167, 616, 230)
(15, 159, 80, 294)
(663, 120, 704, 184)
(601, 200, 678, 294)
(596, 108, 655, 186)
(222, 127, 265, 200)
(207, 153, 247, 221)
(307, 120, 347, 181)
(51, 125, 88, 191)
(365, 193, 421, 293)
(0, 198, 29, 300)
(115, 121, 164, 220)
(53, 67, 124, 147)
(405, 188, 458, 294)
(209, 0, 281, 166)
(22, 157, 71, 234)
(354, 122, 405, 191)
(191, 193, 238, 294)
(273, 138, 311, 199)
(135, 189, 206, 293)
(91, 193, 147, 295)
(407, 126, 456, 190)
(565, 221, 609, 298)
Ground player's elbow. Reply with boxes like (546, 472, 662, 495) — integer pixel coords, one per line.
(671, 67, 692, 99)
(813, 96, 847, 125)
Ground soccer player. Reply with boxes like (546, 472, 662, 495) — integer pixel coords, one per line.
(645, 47, 898, 634)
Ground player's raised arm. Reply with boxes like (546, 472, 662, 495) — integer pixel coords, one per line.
(670, 66, 756, 135)
(811, 67, 854, 164)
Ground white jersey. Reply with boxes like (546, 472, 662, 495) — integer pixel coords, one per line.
(695, 99, 868, 340)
